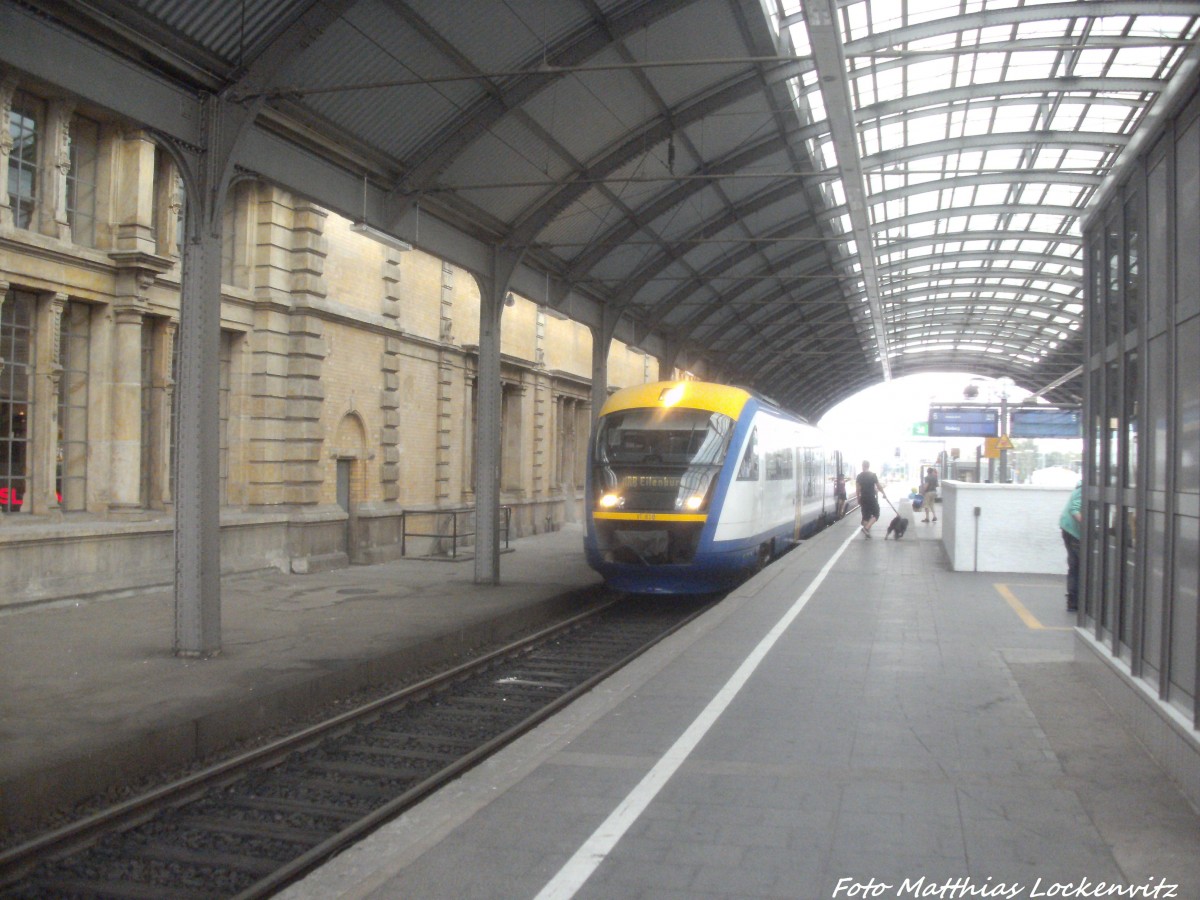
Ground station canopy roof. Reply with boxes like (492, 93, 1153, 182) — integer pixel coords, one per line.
(9, 0, 1200, 418)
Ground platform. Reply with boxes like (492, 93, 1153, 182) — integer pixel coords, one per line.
(0, 524, 604, 832)
(275, 516, 1200, 900)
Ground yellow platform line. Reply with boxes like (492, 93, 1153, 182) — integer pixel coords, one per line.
(994, 583, 1074, 631)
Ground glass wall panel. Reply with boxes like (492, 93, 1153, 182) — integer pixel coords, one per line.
(1146, 157, 1169, 327)
(1090, 367, 1103, 487)
(1124, 350, 1138, 488)
(1147, 333, 1169, 493)
(1090, 241, 1104, 357)
(1178, 314, 1200, 495)
(1103, 502, 1119, 633)
(1120, 506, 1136, 659)
(1176, 118, 1200, 318)
(1141, 509, 1165, 684)
(1124, 194, 1141, 335)
(1085, 499, 1103, 622)
(1106, 219, 1121, 348)
(1107, 360, 1119, 488)
(1169, 515, 1198, 713)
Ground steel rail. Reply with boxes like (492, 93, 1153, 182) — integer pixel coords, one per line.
(234, 596, 716, 899)
(0, 591, 717, 898)
(0, 596, 615, 886)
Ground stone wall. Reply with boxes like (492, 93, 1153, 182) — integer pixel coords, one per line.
(0, 79, 663, 606)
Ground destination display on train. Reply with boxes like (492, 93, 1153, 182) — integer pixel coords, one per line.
(621, 475, 682, 489)
(927, 407, 1000, 437)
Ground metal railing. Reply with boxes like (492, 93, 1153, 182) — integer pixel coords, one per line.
(400, 506, 511, 559)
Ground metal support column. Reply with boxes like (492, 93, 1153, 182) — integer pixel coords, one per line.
(172, 94, 247, 656)
(473, 248, 523, 585)
(589, 304, 621, 427)
(174, 190, 223, 656)
(656, 336, 682, 383)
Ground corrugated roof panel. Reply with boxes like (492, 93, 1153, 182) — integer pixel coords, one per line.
(520, 66, 649, 165)
(444, 112, 572, 185)
(692, 96, 784, 164)
(535, 186, 630, 248)
(586, 243, 666, 285)
(444, 132, 567, 223)
(641, 191, 718, 244)
(136, 0, 309, 63)
(36, 0, 1199, 411)
(586, 149, 680, 212)
(405, 0, 597, 78)
(278, 3, 490, 161)
(636, 1, 750, 108)
(447, 130, 608, 228)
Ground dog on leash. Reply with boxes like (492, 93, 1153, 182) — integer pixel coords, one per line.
(885, 514, 909, 539)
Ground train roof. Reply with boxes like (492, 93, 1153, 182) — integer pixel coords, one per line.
(599, 382, 751, 420)
(599, 381, 771, 422)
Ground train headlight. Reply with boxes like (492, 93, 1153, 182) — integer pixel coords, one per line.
(598, 492, 623, 509)
(684, 495, 704, 511)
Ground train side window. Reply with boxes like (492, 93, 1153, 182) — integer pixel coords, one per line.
(737, 428, 759, 480)
(766, 447, 793, 480)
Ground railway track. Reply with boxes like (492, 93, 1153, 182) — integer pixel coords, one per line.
(0, 594, 716, 899)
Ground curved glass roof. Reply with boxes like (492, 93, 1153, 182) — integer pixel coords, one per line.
(11, 0, 1200, 417)
(769, 0, 1200, 398)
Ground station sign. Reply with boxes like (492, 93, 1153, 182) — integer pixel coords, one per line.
(928, 407, 1000, 437)
(1010, 408, 1082, 438)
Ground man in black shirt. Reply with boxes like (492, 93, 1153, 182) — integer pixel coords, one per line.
(855, 460, 886, 539)
(921, 466, 939, 523)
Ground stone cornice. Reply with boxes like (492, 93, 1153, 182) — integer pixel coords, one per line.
(107, 249, 175, 276)
(544, 369, 592, 392)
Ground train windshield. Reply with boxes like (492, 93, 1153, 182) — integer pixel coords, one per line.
(594, 407, 734, 468)
(592, 407, 735, 513)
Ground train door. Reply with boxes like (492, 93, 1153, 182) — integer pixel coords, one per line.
(833, 451, 847, 521)
(825, 450, 836, 522)
(793, 444, 804, 540)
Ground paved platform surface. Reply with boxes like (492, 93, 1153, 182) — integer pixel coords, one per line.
(0, 524, 603, 830)
(278, 515, 1200, 900)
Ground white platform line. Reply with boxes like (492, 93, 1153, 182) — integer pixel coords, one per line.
(534, 528, 858, 900)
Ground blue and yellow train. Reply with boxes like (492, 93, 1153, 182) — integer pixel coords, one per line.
(584, 381, 843, 594)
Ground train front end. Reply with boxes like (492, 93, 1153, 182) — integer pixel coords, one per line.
(584, 381, 751, 594)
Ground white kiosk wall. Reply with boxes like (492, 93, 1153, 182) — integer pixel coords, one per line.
(941, 481, 1074, 574)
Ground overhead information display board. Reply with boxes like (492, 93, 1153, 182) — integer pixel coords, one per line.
(1010, 408, 1082, 438)
(928, 407, 999, 437)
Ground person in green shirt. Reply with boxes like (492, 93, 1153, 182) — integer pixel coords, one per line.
(1060, 482, 1083, 612)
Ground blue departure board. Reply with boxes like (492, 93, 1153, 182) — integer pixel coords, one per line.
(1010, 408, 1082, 438)
(928, 407, 999, 437)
